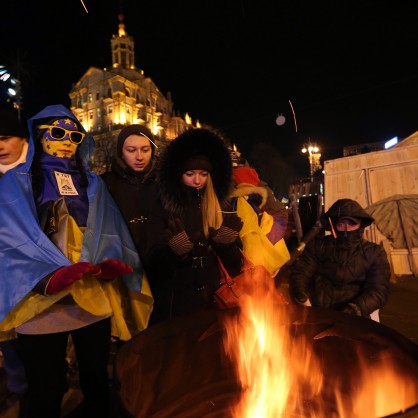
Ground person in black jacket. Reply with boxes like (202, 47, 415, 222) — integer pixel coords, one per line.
(146, 127, 243, 324)
(289, 198, 390, 318)
(102, 124, 158, 268)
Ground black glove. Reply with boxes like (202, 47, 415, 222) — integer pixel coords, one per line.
(166, 218, 194, 256)
(339, 303, 362, 316)
(209, 212, 243, 245)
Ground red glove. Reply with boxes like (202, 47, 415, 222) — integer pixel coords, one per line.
(92, 258, 133, 280)
(46, 262, 94, 295)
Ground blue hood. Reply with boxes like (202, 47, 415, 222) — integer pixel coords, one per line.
(26, 104, 95, 173)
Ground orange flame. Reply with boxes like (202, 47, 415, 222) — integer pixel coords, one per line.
(222, 277, 418, 417)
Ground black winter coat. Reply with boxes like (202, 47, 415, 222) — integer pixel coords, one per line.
(102, 162, 158, 268)
(289, 234, 390, 317)
(146, 187, 242, 324)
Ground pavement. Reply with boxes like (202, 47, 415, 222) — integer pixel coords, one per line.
(1, 275, 418, 418)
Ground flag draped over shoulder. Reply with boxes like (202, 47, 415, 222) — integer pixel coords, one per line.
(0, 104, 153, 341)
(236, 196, 290, 277)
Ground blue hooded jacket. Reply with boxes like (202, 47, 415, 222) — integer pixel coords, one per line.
(0, 105, 152, 334)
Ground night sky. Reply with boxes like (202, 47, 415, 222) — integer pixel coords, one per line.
(2, 1, 418, 176)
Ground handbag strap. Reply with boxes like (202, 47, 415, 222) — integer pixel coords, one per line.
(217, 251, 253, 285)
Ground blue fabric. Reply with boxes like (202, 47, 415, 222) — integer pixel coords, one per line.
(0, 105, 144, 323)
(37, 152, 89, 226)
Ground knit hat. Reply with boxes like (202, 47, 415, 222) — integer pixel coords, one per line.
(117, 124, 157, 158)
(182, 154, 213, 173)
(232, 167, 260, 186)
(0, 109, 26, 138)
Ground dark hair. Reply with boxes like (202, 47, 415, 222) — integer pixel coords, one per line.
(31, 122, 88, 200)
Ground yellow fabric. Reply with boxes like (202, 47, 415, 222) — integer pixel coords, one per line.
(237, 197, 290, 278)
(0, 214, 153, 342)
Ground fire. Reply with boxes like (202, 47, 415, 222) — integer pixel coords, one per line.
(222, 277, 418, 418)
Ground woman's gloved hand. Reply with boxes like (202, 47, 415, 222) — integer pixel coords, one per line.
(92, 258, 133, 280)
(45, 262, 94, 295)
(209, 212, 243, 245)
(166, 218, 194, 256)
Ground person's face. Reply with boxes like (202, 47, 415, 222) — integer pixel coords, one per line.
(335, 218, 361, 232)
(0, 135, 26, 165)
(181, 170, 209, 189)
(122, 134, 153, 172)
(40, 119, 83, 158)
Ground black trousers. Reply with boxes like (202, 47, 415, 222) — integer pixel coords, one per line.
(17, 318, 111, 418)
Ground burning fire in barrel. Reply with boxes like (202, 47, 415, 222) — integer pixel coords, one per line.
(114, 279, 418, 418)
(222, 278, 418, 418)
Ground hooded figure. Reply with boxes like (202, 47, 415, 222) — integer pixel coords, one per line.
(230, 166, 290, 277)
(289, 198, 390, 318)
(146, 128, 243, 324)
(0, 105, 153, 417)
(102, 124, 158, 265)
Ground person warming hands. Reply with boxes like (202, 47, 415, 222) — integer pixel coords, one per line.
(146, 127, 243, 324)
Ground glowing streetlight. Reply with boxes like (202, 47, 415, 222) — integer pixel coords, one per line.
(0, 65, 22, 121)
(301, 141, 321, 182)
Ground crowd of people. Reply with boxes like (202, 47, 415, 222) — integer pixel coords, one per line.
(0, 105, 391, 417)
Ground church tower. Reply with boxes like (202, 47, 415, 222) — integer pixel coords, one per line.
(69, 15, 196, 173)
(110, 15, 135, 69)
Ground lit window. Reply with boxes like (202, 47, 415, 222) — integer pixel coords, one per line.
(89, 111, 93, 119)
(88, 94, 93, 103)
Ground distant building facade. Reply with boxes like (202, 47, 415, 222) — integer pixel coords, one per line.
(69, 15, 197, 173)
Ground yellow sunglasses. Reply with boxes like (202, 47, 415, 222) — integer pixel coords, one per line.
(38, 125, 85, 144)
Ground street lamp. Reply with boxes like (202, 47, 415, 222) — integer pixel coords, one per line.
(0, 65, 22, 121)
(301, 141, 321, 182)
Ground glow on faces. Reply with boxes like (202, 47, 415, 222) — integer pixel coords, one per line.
(181, 170, 209, 189)
(41, 118, 80, 158)
(122, 134, 152, 172)
(335, 219, 361, 232)
(0, 135, 26, 165)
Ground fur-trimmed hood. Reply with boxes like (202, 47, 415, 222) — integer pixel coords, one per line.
(156, 128, 233, 214)
(230, 183, 268, 208)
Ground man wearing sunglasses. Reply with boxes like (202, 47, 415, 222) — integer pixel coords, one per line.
(37, 120, 85, 159)
(0, 104, 153, 418)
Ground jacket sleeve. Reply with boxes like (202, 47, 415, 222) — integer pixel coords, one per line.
(145, 202, 185, 286)
(289, 238, 320, 301)
(351, 244, 391, 316)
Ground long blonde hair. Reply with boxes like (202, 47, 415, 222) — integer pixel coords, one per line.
(201, 174, 223, 237)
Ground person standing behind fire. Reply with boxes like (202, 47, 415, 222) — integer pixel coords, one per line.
(146, 127, 243, 324)
(229, 159, 290, 278)
(0, 105, 153, 418)
(289, 198, 390, 319)
(102, 124, 159, 268)
(231, 162, 288, 244)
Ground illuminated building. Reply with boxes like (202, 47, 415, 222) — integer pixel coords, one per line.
(69, 15, 197, 172)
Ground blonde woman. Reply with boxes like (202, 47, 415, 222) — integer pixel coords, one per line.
(146, 128, 243, 324)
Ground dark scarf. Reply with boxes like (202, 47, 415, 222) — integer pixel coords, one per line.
(111, 155, 155, 187)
